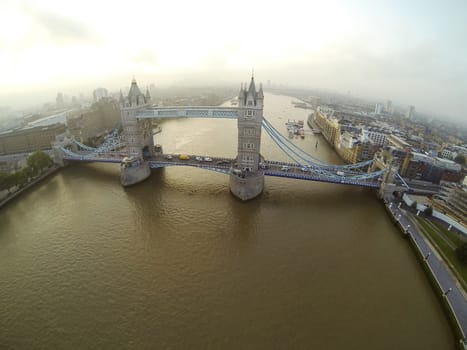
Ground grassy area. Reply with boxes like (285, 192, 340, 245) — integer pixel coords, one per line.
(431, 221, 467, 247)
(414, 217, 467, 291)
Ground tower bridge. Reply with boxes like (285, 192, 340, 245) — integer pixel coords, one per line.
(56, 75, 387, 200)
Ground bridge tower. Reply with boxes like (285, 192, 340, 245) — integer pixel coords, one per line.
(119, 78, 153, 186)
(230, 76, 265, 200)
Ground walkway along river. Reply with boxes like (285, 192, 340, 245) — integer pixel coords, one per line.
(0, 93, 458, 349)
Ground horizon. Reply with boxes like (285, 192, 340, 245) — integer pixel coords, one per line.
(1, 0, 466, 122)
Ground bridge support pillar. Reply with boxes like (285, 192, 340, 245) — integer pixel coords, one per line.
(120, 160, 151, 186)
(229, 171, 264, 201)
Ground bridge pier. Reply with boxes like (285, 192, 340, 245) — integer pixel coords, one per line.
(229, 171, 264, 201)
(120, 160, 151, 186)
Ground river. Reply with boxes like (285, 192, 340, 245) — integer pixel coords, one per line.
(0, 93, 455, 349)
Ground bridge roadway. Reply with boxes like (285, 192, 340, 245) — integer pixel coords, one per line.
(145, 155, 381, 189)
(62, 150, 381, 188)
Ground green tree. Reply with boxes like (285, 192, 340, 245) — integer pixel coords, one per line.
(18, 168, 31, 187)
(27, 151, 53, 175)
(456, 242, 467, 266)
(0, 171, 7, 191)
(424, 206, 433, 216)
(453, 154, 466, 166)
(411, 201, 418, 209)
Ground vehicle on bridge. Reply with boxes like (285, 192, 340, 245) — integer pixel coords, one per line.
(165, 155, 173, 160)
(179, 154, 190, 160)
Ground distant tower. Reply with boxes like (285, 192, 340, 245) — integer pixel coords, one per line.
(374, 103, 384, 115)
(119, 78, 153, 186)
(406, 105, 415, 119)
(385, 100, 393, 114)
(230, 75, 265, 200)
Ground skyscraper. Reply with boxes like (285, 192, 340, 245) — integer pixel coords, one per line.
(385, 100, 393, 114)
(406, 105, 415, 119)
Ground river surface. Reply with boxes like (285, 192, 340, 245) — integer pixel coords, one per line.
(0, 93, 455, 349)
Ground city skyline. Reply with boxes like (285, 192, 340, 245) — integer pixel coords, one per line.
(0, 0, 466, 121)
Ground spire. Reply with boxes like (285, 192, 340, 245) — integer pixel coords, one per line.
(119, 89, 124, 104)
(145, 87, 151, 101)
(247, 76, 256, 96)
(128, 77, 143, 99)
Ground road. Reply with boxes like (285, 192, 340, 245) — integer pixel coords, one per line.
(385, 197, 467, 346)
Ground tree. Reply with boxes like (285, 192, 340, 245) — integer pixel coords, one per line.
(456, 243, 467, 266)
(424, 206, 433, 216)
(27, 151, 53, 175)
(453, 154, 466, 166)
(0, 171, 7, 191)
(411, 201, 418, 209)
(17, 168, 30, 188)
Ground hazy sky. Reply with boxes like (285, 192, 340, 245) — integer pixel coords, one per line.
(0, 0, 466, 120)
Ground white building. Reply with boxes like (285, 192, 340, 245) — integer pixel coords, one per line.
(374, 103, 384, 115)
(406, 105, 415, 119)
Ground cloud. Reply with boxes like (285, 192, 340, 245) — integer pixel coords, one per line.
(24, 4, 97, 44)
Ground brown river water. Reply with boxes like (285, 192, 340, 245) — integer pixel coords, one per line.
(0, 93, 455, 349)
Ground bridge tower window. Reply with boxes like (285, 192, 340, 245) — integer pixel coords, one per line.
(244, 128, 255, 136)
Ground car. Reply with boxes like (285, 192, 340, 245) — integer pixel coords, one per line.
(204, 157, 212, 162)
(281, 166, 290, 171)
(179, 154, 190, 160)
(336, 171, 344, 176)
(300, 167, 309, 172)
(259, 162, 269, 169)
(195, 156, 203, 161)
(165, 154, 173, 160)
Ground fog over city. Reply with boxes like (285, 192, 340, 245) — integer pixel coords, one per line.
(0, 0, 466, 121)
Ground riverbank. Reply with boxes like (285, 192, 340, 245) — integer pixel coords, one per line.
(383, 197, 467, 349)
(0, 165, 61, 209)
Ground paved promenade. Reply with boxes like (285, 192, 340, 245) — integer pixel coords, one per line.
(385, 198, 467, 347)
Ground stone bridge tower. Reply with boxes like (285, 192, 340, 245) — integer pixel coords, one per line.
(119, 78, 153, 186)
(230, 76, 265, 200)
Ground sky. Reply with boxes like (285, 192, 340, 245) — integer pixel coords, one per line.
(0, 0, 466, 121)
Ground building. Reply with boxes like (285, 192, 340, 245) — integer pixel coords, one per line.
(67, 98, 121, 143)
(374, 103, 384, 115)
(385, 100, 393, 114)
(400, 151, 463, 184)
(314, 111, 339, 146)
(433, 185, 466, 226)
(93, 88, 108, 102)
(406, 105, 415, 119)
(0, 124, 67, 155)
(363, 128, 388, 147)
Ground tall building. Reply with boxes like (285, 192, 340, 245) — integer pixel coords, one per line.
(385, 100, 393, 114)
(374, 103, 384, 115)
(406, 105, 415, 119)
